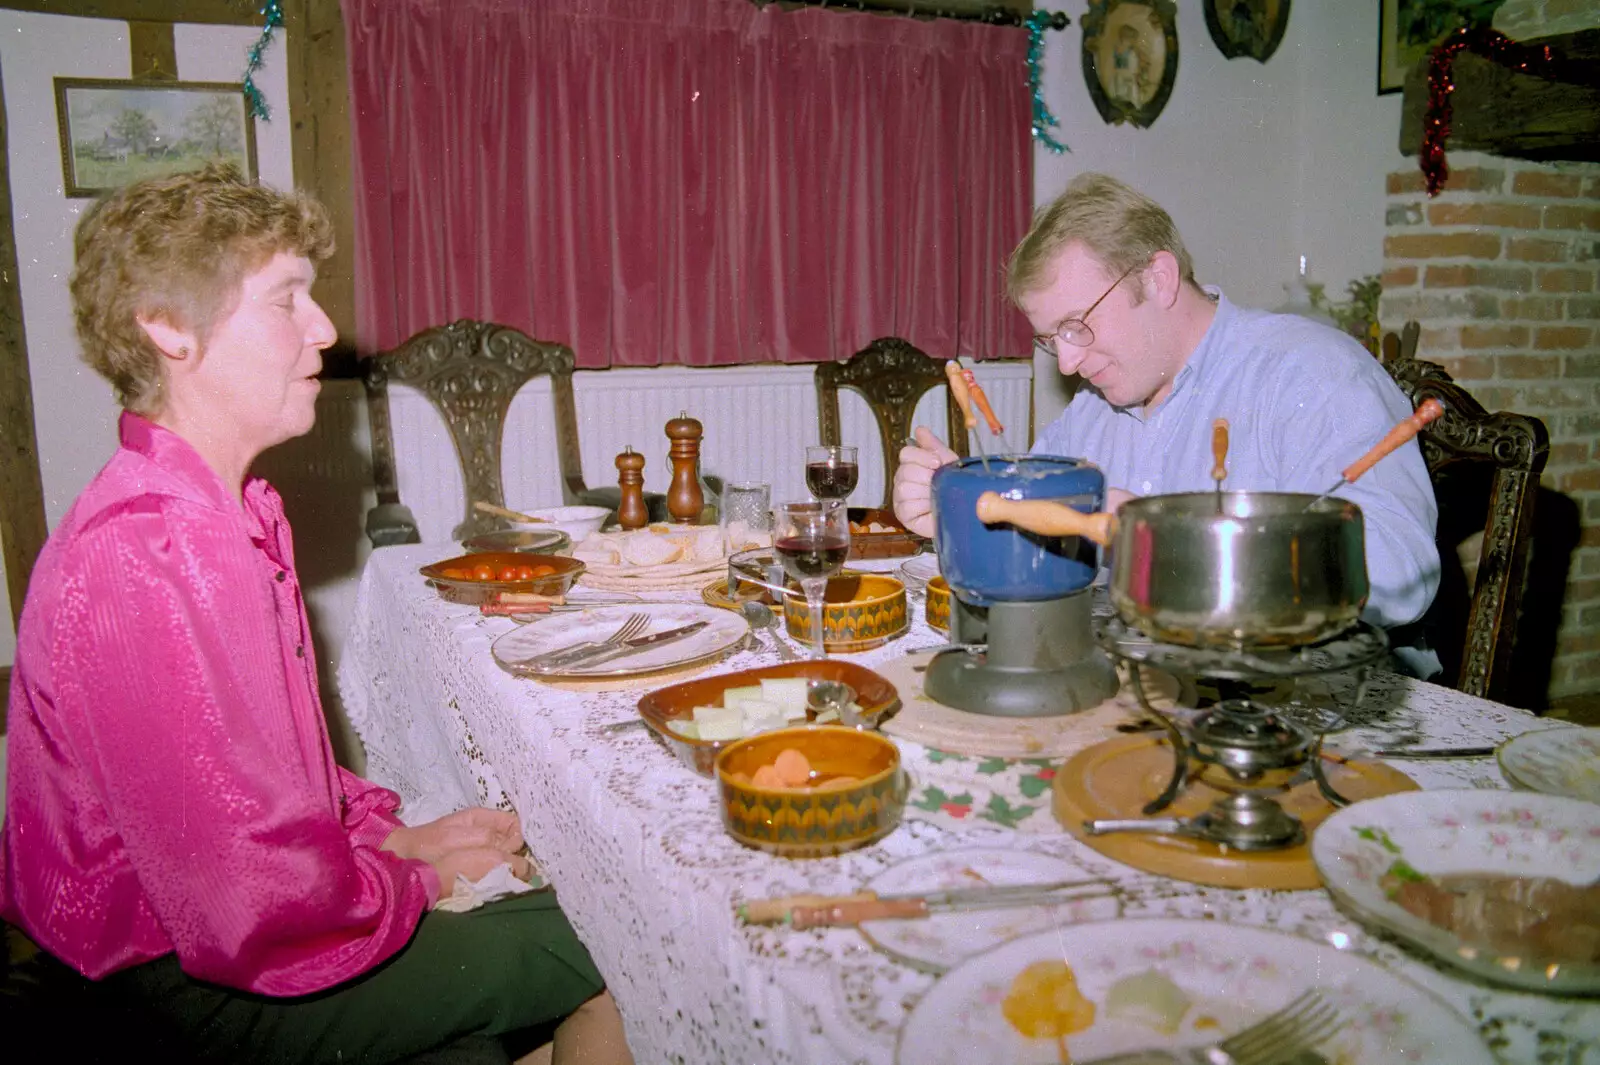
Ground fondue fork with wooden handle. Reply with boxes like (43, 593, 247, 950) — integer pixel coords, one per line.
(1304, 398, 1445, 510)
(943, 360, 987, 472)
(972, 494, 1118, 547)
(1211, 418, 1229, 514)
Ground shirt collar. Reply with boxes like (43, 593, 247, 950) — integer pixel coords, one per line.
(118, 411, 283, 546)
(1164, 286, 1230, 399)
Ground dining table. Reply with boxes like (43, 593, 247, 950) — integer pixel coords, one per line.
(338, 542, 1600, 1065)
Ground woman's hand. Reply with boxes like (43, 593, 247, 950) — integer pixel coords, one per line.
(382, 807, 531, 896)
(892, 426, 959, 538)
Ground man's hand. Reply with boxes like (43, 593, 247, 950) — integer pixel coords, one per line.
(382, 807, 531, 899)
(892, 426, 959, 538)
(1106, 488, 1135, 514)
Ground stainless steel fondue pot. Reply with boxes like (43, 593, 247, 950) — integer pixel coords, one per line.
(973, 490, 1369, 649)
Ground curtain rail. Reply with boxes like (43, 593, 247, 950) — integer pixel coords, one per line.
(751, 1, 1068, 28)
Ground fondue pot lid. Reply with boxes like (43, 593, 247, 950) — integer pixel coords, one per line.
(1187, 703, 1313, 766)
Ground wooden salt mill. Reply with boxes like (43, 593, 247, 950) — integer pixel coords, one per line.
(664, 411, 704, 525)
(615, 446, 649, 530)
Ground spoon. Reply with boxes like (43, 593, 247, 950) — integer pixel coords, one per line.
(741, 601, 800, 662)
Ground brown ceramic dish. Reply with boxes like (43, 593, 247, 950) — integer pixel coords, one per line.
(784, 573, 908, 652)
(715, 726, 907, 858)
(419, 551, 585, 605)
(847, 507, 926, 560)
(925, 575, 950, 633)
(637, 660, 902, 776)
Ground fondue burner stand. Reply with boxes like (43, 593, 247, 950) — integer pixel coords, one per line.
(924, 586, 1119, 718)
(1095, 618, 1390, 851)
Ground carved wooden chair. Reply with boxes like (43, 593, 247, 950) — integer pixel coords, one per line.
(815, 337, 968, 508)
(1379, 322, 1549, 704)
(363, 320, 657, 546)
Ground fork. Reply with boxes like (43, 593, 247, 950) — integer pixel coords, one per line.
(525, 612, 649, 670)
(1080, 990, 1344, 1065)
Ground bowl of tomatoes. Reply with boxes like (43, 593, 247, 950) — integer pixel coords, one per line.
(418, 552, 586, 605)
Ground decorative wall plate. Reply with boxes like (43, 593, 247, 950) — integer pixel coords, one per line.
(1203, 0, 1290, 64)
(1081, 0, 1179, 129)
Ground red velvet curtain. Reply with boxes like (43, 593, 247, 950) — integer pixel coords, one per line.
(343, 0, 1033, 368)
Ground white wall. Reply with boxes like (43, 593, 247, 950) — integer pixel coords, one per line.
(1029, 0, 1409, 429)
(0, 13, 294, 667)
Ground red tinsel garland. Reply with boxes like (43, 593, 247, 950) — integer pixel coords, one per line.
(1421, 26, 1598, 197)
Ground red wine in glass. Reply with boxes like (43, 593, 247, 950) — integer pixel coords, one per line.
(805, 462, 859, 501)
(774, 535, 849, 581)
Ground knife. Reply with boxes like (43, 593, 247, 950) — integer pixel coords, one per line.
(525, 620, 710, 674)
(737, 877, 1115, 929)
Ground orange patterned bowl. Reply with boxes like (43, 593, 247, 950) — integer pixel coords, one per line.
(715, 726, 907, 858)
(784, 573, 908, 652)
(925, 575, 950, 633)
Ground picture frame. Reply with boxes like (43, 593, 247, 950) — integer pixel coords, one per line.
(54, 78, 258, 199)
(1378, 0, 1498, 94)
(1204, 0, 1290, 64)
(1081, 0, 1180, 130)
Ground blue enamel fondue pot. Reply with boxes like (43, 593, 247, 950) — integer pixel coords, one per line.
(931, 455, 1105, 606)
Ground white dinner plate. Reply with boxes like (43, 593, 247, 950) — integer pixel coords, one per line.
(490, 603, 748, 679)
(858, 848, 1120, 973)
(1497, 726, 1600, 803)
(1312, 789, 1600, 995)
(895, 918, 1491, 1065)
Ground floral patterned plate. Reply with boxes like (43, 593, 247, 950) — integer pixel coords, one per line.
(895, 918, 1490, 1065)
(1312, 789, 1600, 995)
(1498, 726, 1600, 804)
(857, 848, 1122, 973)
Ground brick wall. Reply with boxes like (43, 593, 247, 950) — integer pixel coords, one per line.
(1381, 151, 1600, 701)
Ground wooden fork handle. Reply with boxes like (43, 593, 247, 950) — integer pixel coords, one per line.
(959, 367, 1005, 436)
(1341, 398, 1444, 483)
(944, 360, 979, 430)
(1211, 418, 1229, 484)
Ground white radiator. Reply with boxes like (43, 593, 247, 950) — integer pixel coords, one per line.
(388, 361, 1034, 543)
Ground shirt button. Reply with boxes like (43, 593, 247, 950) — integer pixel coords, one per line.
(275, 571, 287, 582)
(296, 645, 305, 658)
(1141, 481, 1152, 494)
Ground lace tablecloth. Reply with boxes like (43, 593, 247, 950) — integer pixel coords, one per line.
(339, 544, 1599, 1065)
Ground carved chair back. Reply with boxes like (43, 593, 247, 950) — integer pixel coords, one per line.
(363, 321, 587, 543)
(814, 337, 968, 508)
(1379, 323, 1549, 703)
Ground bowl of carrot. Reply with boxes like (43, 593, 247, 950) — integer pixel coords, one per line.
(715, 726, 906, 858)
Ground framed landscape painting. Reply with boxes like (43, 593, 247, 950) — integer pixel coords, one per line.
(55, 78, 257, 198)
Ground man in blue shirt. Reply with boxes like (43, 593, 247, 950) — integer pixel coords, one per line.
(894, 173, 1440, 671)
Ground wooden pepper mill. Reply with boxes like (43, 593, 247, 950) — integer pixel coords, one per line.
(664, 411, 704, 525)
(615, 446, 649, 530)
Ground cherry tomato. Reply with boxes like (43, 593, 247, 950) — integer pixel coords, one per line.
(514, 565, 536, 581)
(471, 563, 496, 582)
(498, 565, 522, 582)
(532, 564, 556, 577)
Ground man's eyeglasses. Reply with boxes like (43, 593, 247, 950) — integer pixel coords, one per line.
(1031, 262, 1141, 355)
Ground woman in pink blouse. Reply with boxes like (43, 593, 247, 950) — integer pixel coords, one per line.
(1, 165, 631, 1064)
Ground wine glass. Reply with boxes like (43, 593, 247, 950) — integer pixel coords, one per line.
(805, 445, 859, 502)
(773, 499, 851, 660)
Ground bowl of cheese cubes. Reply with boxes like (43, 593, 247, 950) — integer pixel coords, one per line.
(635, 661, 902, 776)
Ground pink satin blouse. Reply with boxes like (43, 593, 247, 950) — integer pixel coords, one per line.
(2, 412, 439, 995)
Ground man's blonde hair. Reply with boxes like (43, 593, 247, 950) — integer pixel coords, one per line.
(1006, 172, 1196, 304)
(70, 163, 334, 415)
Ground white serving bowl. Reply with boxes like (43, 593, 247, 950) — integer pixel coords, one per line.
(509, 505, 610, 543)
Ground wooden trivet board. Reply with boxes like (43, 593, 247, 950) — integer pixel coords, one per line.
(1052, 732, 1419, 890)
(874, 651, 1187, 760)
